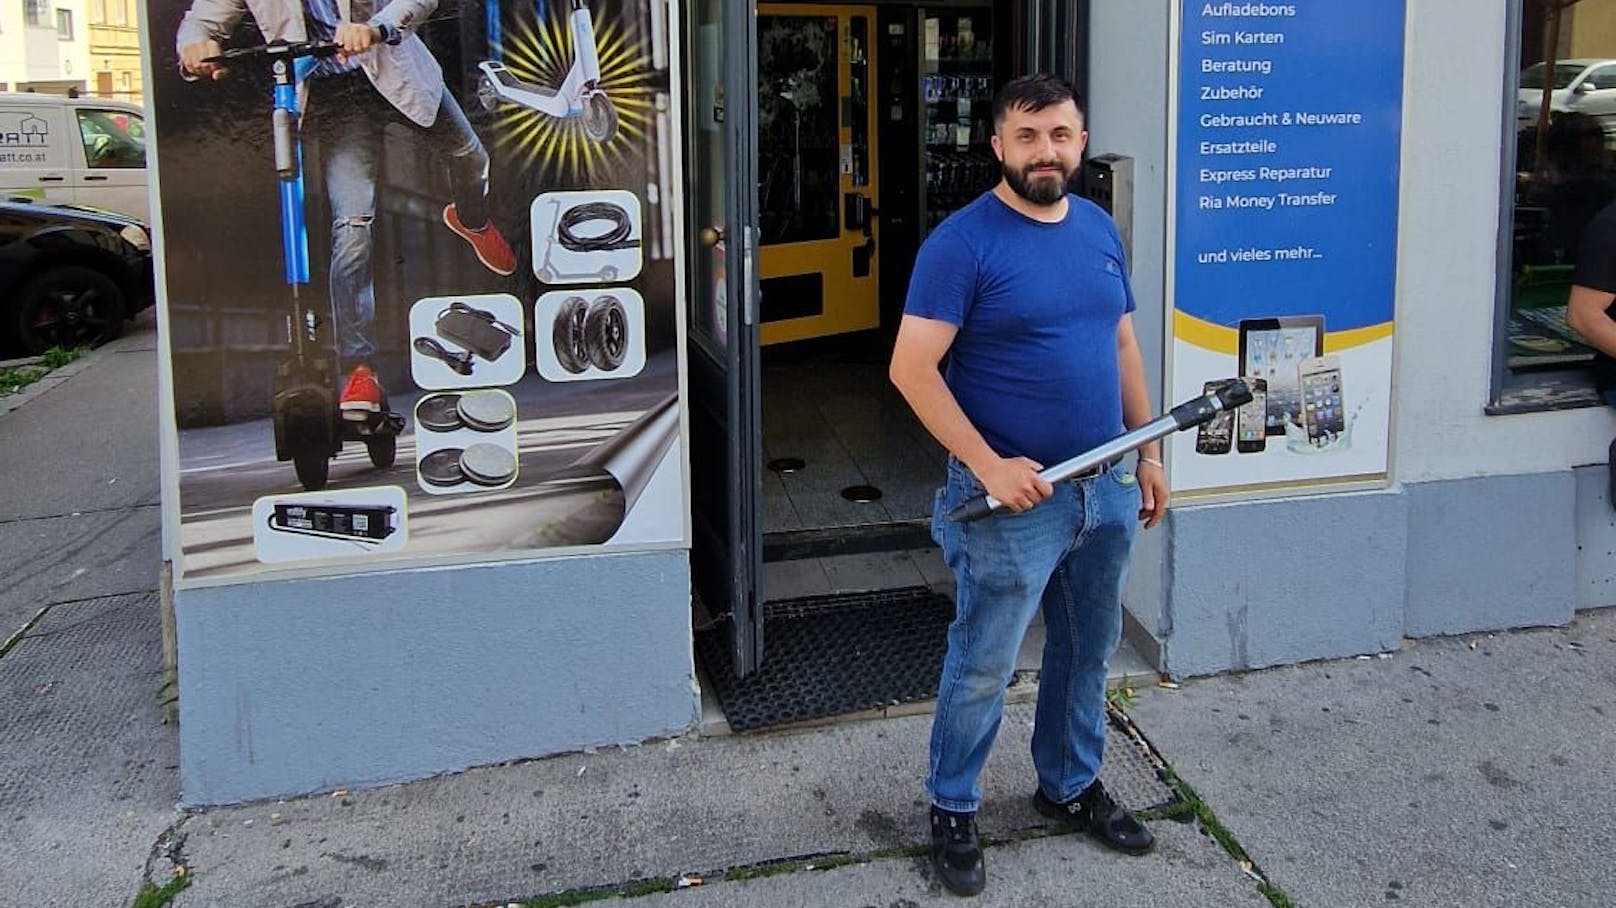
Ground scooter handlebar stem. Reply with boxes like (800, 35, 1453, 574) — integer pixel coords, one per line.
(947, 380, 1253, 523)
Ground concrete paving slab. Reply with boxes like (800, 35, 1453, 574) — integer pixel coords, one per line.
(584, 822, 1271, 908)
(0, 331, 161, 521)
(163, 701, 1189, 908)
(0, 592, 180, 908)
(0, 507, 162, 633)
(1128, 609, 1616, 908)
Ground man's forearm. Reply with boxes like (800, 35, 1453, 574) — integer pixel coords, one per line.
(891, 366, 1002, 475)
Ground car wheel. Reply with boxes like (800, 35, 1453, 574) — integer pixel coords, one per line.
(13, 265, 126, 355)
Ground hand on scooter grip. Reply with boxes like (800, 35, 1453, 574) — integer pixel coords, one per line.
(180, 39, 229, 81)
(334, 22, 382, 62)
(979, 456, 1052, 513)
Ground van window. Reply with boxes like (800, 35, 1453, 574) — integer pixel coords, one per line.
(75, 108, 145, 169)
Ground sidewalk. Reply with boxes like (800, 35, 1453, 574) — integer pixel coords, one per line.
(2, 321, 1613, 907)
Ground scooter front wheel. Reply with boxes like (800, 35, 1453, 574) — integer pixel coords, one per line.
(293, 447, 331, 491)
(477, 74, 502, 114)
(582, 93, 618, 143)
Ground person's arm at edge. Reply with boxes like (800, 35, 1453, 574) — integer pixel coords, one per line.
(1566, 285, 1616, 358)
(1117, 313, 1168, 528)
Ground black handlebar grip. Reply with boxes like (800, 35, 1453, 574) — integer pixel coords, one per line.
(1217, 378, 1254, 410)
(947, 495, 995, 523)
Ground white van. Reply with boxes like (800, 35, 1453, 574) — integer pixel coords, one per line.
(0, 93, 148, 223)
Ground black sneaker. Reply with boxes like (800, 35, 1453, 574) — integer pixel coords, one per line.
(929, 807, 986, 896)
(1033, 779, 1155, 855)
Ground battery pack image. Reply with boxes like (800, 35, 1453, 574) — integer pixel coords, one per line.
(270, 503, 398, 542)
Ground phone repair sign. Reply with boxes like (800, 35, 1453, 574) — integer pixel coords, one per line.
(1168, 0, 1404, 496)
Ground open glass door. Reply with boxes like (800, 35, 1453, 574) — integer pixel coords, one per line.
(685, 0, 764, 676)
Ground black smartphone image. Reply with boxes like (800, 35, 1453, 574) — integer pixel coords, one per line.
(1238, 316, 1324, 436)
(1196, 379, 1235, 455)
(1236, 377, 1268, 453)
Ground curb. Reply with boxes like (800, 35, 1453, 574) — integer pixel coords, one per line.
(0, 353, 100, 419)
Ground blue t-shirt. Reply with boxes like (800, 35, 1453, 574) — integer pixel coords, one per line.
(903, 192, 1136, 467)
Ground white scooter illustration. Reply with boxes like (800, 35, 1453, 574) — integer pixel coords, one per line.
(477, 0, 618, 143)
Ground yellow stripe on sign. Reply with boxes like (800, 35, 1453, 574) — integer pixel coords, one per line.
(1173, 310, 1394, 354)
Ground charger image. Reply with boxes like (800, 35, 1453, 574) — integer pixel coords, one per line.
(267, 503, 397, 543)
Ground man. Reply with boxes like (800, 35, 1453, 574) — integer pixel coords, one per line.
(889, 74, 1168, 897)
(178, 0, 517, 418)
(1564, 197, 1616, 502)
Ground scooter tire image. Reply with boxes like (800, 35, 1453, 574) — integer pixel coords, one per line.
(582, 92, 618, 143)
(553, 296, 591, 374)
(584, 295, 628, 372)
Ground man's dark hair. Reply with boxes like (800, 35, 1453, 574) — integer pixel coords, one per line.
(992, 74, 1086, 130)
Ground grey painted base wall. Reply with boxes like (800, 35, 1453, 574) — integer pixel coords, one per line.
(176, 550, 699, 806)
(1153, 472, 1587, 678)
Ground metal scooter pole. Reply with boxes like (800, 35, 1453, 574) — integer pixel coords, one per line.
(947, 380, 1253, 523)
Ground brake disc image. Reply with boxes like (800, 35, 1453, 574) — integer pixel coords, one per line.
(456, 389, 517, 433)
(460, 443, 519, 487)
(416, 393, 465, 433)
(419, 448, 467, 487)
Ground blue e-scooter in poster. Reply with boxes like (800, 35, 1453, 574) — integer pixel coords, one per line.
(475, 0, 618, 142)
(203, 38, 405, 492)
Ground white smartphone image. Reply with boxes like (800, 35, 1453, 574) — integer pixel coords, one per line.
(1298, 355, 1345, 447)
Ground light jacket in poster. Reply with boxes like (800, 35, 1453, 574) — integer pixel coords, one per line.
(175, 0, 447, 127)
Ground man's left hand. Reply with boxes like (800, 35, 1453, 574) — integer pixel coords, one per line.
(1137, 460, 1169, 529)
(334, 22, 379, 61)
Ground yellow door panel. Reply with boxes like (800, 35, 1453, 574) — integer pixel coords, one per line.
(756, 4, 880, 346)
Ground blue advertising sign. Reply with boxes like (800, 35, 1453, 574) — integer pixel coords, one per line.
(1170, 0, 1405, 494)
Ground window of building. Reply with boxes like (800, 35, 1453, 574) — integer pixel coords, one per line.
(108, 0, 124, 26)
(1494, 0, 1616, 413)
(23, 0, 49, 27)
(88, 0, 105, 25)
(76, 108, 145, 169)
(56, 8, 71, 39)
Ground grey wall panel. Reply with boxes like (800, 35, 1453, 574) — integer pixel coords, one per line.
(1575, 465, 1616, 611)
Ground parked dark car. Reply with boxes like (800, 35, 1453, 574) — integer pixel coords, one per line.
(0, 197, 153, 356)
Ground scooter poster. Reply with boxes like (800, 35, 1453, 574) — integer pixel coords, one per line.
(146, 0, 688, 581)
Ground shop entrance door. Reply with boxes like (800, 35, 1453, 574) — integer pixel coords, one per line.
(756, 5, 881, 345)
(685, 0, 765, 676)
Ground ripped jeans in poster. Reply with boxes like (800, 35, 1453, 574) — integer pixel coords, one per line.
(304, 69, 491, 371)
(926, 455, 1140, 814)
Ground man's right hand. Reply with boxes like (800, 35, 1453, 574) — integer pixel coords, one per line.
(180, 39, 228, 81)
(977, 456, 1053, 513)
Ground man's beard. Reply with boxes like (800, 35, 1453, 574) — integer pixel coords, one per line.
(1003, 159, 1073, 206)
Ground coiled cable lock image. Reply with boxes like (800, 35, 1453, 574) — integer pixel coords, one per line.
(557, 201, 641, 252)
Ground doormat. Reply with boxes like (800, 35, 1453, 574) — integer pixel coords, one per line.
(695, 586, 953, 732)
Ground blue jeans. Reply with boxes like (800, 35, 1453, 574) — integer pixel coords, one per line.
(306, 72, 492, 370)
(926, 456, 1141, 813)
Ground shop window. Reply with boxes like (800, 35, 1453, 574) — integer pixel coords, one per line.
(1495, 0, 1616, 412)
(75, 108, 145, 169)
